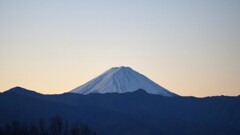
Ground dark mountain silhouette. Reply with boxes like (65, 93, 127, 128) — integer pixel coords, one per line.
(0, 87, 240, 135)
(4, 86, 44, 98)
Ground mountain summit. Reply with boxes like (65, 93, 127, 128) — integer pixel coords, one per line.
(69, 66, 178, 97)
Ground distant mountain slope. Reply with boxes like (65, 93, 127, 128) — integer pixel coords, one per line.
(3, 86, 44, 98)
(70, 66, 178, 96)
(0, 87, 240, 135)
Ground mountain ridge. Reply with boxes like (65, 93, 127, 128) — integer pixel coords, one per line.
(1, 86, 240, 135)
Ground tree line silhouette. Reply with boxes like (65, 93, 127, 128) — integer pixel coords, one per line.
(0, 116, 97, 135)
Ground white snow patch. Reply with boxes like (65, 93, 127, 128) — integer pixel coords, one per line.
(69, 66, 178, 97)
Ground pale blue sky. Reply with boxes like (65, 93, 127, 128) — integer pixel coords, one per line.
(1, 0, 240, 96)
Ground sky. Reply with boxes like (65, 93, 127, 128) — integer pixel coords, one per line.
(0, 0, 240, 97)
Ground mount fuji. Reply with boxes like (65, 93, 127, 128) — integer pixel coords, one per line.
(69, 66, 178, 97)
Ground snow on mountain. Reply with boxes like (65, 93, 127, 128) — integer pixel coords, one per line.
(69, 66, 178, 97)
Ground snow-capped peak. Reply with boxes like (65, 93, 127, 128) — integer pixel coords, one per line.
(69, 66, 178, 97)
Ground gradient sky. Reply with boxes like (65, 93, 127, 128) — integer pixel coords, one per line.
(1, 0, 240, 97)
